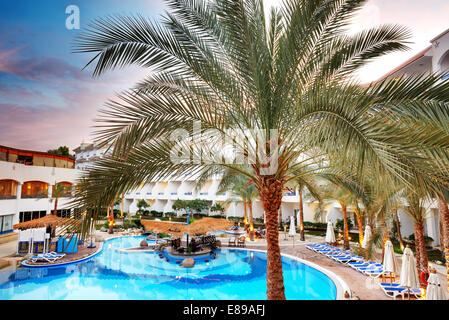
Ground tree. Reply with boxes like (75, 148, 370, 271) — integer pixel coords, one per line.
(172, 199, 190, 216)
(189, 199, 210, 216)
(47, 146, 72, 157)
(210, 203, 225, 216)
(136, 199, 149, 215)
(73, 0, 449, 299)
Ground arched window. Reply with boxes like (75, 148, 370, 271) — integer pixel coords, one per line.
(439, 50, 449, 73)
(21, 181, 48, 198)
(0, 180, 18, 199)
(52, 182, 73, 197)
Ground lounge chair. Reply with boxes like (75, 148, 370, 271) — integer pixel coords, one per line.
(237, 236, 246, 247)
(354, 262, 382, 272)
(29, 254, 59, 263)
(379, 283, 422, 300)
(334, 255, 363, 263)
(363, 268, 390, 278)
(228, 237, 237, 247)
(47, 251, 66, 259)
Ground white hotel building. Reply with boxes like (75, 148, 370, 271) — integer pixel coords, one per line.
(1, 29, 449, 246)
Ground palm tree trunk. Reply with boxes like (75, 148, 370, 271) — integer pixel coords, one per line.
(437, 196, 449, 296)
(414, 221, 428, 271)
(354, 208, 363, 248)
(53, 198, 58, 216)
(394, 209, 405, 251)
(259, 178, 285, 300)
(120, 192, 124, 220)
(243, 200, 248, 226)
(248, 201, 255, 240)
(299, 189, 305, 241)
(341, 203, 350, 250)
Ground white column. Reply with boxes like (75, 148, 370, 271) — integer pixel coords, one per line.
(14, 183, 22, 224)
(47, 184, 53, 215)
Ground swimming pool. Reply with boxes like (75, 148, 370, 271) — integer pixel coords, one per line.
(0, 236, 337, 300)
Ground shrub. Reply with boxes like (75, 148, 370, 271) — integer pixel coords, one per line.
(303, 221, 327, 229)
(336, 218, 353, 232)
(408, 234, 434, 243)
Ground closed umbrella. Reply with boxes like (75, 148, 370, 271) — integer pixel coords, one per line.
(383, 240, 399, 283)
(288, 216, 296, 236)
(325, 221, 335, 243)
(426, 269, 448, 300)
(362, 225, 372, 249)
(400, 246, 420, 299)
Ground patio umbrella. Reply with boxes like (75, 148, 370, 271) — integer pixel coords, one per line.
(383, 240, 399, 283)
(325, 221, 335, 243)
(399, 246, 420, 299)
(426, 269, 448, 300)
(288, 216, 296, 236)
(361, 225, 372, 249)
(13, 214, 81, 230)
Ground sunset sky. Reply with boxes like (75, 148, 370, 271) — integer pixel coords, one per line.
(1, 0, 448, 153)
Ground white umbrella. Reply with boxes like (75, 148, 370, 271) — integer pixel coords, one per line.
(361, 225, 372, 249)
(325, 221, 336, 243)
(288, 216, 296, 236)
(400, 246, 420, 298)
(383, 240, 399, 282)
(426, 270, 448, 300)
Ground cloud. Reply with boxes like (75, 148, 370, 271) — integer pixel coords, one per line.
(0, 48, 89, 82)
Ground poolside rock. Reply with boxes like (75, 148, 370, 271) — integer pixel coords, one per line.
(140, 240, 149, 247)
(181, 258, 195, 268)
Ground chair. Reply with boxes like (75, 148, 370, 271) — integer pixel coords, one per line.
(29, 254, 59, 263)
(47, 252, 66, 259)
(237, 236, 246, 247)
(228, 237, 236, 247)
(379, 283, 422, 300)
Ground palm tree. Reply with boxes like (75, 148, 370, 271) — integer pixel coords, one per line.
(402, 188, 430, 272)
(73, 0, 449, 299)
(216, 173, 258, 236)
(293, 176, 321, 241)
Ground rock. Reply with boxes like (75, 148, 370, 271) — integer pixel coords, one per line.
(181, 258, 195, 268)
(140, 240, 149, 247)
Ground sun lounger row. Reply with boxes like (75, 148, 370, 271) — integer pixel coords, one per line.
(306, 243, 422, 299)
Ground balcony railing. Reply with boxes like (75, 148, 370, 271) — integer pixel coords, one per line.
(200, 192, 208, 195)
(21, 195, 48, 199)
(184, 192, 193, 195)
(283, 191, 296, 196)
(170, 192, 177, 195)
(0, 195, 17, 200)
(158, 192, 164, 195)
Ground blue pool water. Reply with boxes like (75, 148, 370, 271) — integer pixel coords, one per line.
(0, 236, 336, 300)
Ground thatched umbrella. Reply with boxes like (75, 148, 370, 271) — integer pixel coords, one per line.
(184, 218, 233, 236)
(141, 220, 186, 236)
(141, 218, 233, 237)
(13, 215, 81, 230)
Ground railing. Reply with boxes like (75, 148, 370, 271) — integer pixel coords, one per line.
(158, 192, 164, 195)
(146, 192, 152, 195)
(170, 192, 177, 195)
(283, 191, 296, 196)
(184, 192, 193, 195)
(200, 192, 208, 195)
(0, 195, 17, 200)
(21, 195, 48, 199)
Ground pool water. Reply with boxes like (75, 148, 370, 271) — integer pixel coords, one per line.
(0, 236, 337, 300)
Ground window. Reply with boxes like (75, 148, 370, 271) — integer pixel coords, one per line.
(1, 215, 13, 233)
